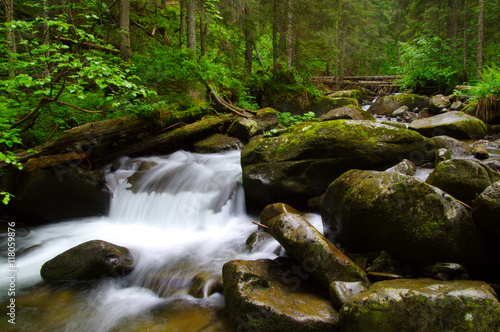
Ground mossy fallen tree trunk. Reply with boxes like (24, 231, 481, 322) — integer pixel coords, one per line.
(3, 109, 234, 170)
(90, 113, 236, 166)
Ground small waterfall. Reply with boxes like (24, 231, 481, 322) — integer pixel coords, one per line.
(0, 150, 281, 331)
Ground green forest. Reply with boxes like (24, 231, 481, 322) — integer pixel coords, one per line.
(1, 0, 499, 176)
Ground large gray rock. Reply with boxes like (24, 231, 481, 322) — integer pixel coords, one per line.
(409, 111, 487, 139)
(268, 213, 369, 291)
(223, 258, 339, 332)
(0, 164, 110, 223)
(473, 181, 500, 238)
(40, 240, 134, 282)
(339, 279, 500, 332)
(320, 105, 375, 121)
(327, 89, 363, 102)
(321, 169, 484, 268)
(241, 120, 435, 207)
(431, 135, 472, 157)
(429, 94, 451, 112)
(367, 94, 429, 115)
(426, 159, 500, 204)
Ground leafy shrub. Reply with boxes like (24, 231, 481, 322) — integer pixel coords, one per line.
(398, 36, 458, 94)
(278, 111, 317, 127)
(465, 65, 500, 124)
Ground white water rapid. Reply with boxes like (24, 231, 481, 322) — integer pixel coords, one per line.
(1, 150, 323, 331)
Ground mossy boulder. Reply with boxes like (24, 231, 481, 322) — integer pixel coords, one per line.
(327, 89, 363, 102)
(321, 169, 484, 268)
(429, 94, 451, 113)
(0, 164, 110, 223)
(227, 118, 258, 142)
(267, 95, 359, 118)
(320, 105, 375, 121)
(268, 213, 369, 292)
(472, 181, 500, 238)
(339, 279, 500, 332)
(408, 111, 487, 139)
(367, 94, 430, 115)
(252, 107, 279, 133)
(384, 159, 417, 176)
(241, 120, 436, 207)
(40, 240, 134, 282)
(431, 135, 472, 157)
(192, 134, 243, 153)
(222, 258, 339, 332)
(426, 159, 500, 205)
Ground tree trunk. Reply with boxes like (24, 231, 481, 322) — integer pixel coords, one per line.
(462, 0, 468, 82)
(447, 0, 459, 51)
(200, 1, 206, 56)
(186, 0, 197, 52)
(272, 0, 279, 76)
(244, 4, 253, 74)
(179, 0, 186, 46)
(477, 0, 484, 79)
(340, 13, 346, 79)
(286, 0, 293, 72)
(4, 0, 15, 77)
(119, 0, 131, 63)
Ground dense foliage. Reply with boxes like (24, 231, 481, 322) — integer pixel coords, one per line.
(0, 0, 499, 204)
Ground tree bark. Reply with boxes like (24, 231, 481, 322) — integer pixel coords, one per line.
(3, 0, 16, 77)
(477, 0, 484, 79)
(244, 4, 253, 74)
(462, 0, 468, 82)
(186, 0, 197, 52)
(340, 13, 346, 79)
(272, 0, 279, 76)
(199, 0, 208, 56)
(286, 0, 293, 72)
(119, 0, 131, 63)
(179, 0, 186, 46)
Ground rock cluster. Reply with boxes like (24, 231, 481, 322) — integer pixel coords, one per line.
(226, 90, 500, 331)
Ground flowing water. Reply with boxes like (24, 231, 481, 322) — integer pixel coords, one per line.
(0, 150, 324, 331)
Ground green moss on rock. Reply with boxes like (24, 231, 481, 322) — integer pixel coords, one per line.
(320, 170, 485, 268)
(241, 120, 435, 206)
(339, 279, 500, 332)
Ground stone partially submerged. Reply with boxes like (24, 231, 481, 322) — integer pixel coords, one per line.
(241, 120, 435, 206)
(222, 258, 339, 332)
(41, 240, 134, 282)
(339, 279, 500, 332)
(267, 213, 369, 290)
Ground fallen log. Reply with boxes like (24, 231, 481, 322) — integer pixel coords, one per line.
(2, 108, 210, 169)
(90, 114, 236, 167)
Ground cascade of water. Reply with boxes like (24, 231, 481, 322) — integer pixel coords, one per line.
(0, 150, 282, 331)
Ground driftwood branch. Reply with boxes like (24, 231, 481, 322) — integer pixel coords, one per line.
(208, 85, 250, 118)
(251, 221, 268, 229)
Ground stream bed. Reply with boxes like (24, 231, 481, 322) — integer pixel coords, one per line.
(0, 150, 324, 331)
